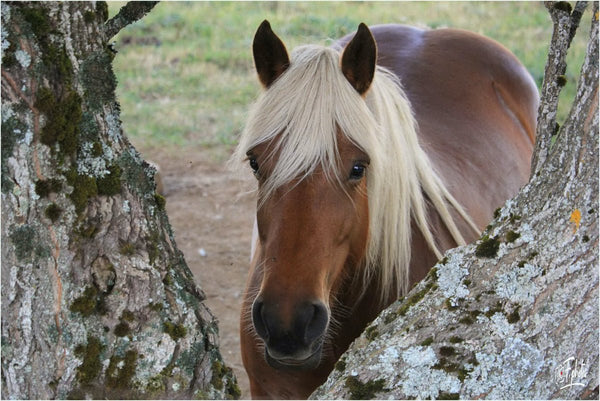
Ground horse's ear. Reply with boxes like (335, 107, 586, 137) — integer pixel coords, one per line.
(341, 23, 377, 95)
(253, 20, 290, 88)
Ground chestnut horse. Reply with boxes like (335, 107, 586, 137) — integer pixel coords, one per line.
(235, 21, 538, 399)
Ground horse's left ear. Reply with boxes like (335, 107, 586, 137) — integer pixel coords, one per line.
(341, 23, 377, 95)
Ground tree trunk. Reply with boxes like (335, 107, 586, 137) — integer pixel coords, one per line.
(1, 2, 239, 399)
(312, 2, 598, 399)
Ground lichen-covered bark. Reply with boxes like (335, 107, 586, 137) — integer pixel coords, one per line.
(531, 1, 589, 174)
(313, 3, 598, 400)
(1, 2, 238, 399)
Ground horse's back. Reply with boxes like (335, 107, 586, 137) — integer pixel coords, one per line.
(339, 24, 539, 229)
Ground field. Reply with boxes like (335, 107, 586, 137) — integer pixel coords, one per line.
(109, 2, 592, 397)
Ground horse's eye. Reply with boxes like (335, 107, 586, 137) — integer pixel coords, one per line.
(349, 163, 366, 180)
(249, 157, 260, 176)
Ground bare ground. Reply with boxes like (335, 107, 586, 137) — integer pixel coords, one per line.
(140, 145, 255, 399)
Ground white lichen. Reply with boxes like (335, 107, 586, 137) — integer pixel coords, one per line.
(77, 142, 110, 177)
(15, 49, 31, 68)
(2, 104, 14, 122)
(400, 346, 461, 398)
(436, 251, 469, 302)
(495, 262, 541, 304)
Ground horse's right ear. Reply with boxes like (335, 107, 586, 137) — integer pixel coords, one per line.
(253, 20, 290, 88)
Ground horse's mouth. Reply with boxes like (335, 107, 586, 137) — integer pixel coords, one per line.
(264, 346, 323, 371)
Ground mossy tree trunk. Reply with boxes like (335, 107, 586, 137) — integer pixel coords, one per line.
(1, 2, 238, 399)
(313, 2, 598, 400)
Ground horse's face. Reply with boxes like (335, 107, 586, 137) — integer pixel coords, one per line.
(246, 21, 377, 371)
(249, 135, 370, 370)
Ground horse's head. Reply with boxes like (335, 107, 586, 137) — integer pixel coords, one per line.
(242, 21, 377, 371)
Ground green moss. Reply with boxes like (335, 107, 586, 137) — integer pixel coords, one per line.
(397, 281, 435, 316)
(211, 360, 225, 390)
(149, 302, 163, 312)
(458, 316, 474, 325)
(508, 213, 522, 224)
(80, 51, 118, 110)
(106, 350, 138, 389)
(445, 298, 458, 311)
(121, 310, 135, 322)
(162, 274, 173, 287)
(517, 260, 526, 268)
(506, 305, 521, 324)
(383, 310, 398, 324)
(9, 225, 36, 260)
(208, 358, 240, 399)
(69, 286, 98, 316)
(440, 256, 449, 265)
(365, 325, 379, 340)
(20, 7, 74, 84)
(154, 193, 166, 210)
(44, 203, 62, 222)
(78, 223, 99, 239)
(475, 235, 500, 258)
(114, 322, 131, 337)
(91, 142, 104, 157)
(506, 230, 520, 243)
(20, 7, 52, 39)
(35, 87, 82, 160)
(143, 230, 162, 265)
(209, 358, 240, 397)
(83, 10, 96, 23)
(226, 379, 242, 399)
(67, 172, 98, 214)
(69, 286, 108, 317)
(420, 337, 434, 346)
(335, 357, 347, 372)
(493, 207, 501, 219)
(120, 243, 135, 256)
(35, 178, 62, 197)
(345, 376, 386, 400)
(163, 322, 187, 341)
(438, 391, 460, 400)
(582, 235, 590, 242)
(553, 1, 572, 13)
(426, 266, 438, 281)
(484, 301, 504, 318)
(448, 336, 464, 344)
(97, 164, 122, 196)
(439, 346, 456, 357)
(462, 278, 471, 286)
(2, 40, 17, 68)
(96, 2, 109, 21)
(74, 336, 104, 385)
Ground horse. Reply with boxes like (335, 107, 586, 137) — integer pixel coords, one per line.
(235, 20, 538, 399)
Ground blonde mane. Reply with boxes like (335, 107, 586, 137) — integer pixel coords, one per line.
(234, 44, 476, 299)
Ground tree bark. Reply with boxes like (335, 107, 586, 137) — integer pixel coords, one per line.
(312, 2, 598, 400)
(1, 2, 239, 399)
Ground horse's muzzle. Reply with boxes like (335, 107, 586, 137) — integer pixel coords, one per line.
(252, 298, 329, 371)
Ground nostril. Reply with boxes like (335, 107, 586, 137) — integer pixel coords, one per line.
(252, 298, 269, 340)
(304, 302, 329, 344)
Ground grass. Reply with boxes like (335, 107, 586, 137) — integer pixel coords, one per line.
(110, 2, 591, 153)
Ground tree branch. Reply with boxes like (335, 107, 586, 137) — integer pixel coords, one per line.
(530, 1, 589, 176)
(104, 1, 159, 40)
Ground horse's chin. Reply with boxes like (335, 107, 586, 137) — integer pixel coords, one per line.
(264, 346, 323, 371)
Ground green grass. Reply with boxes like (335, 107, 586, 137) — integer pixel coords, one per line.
(110, 2, 591, 152)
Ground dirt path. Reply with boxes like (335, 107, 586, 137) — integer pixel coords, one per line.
(141, 146, 255, 398)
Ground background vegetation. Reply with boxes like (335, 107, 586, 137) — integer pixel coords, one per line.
(110, 1, 590, 155)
